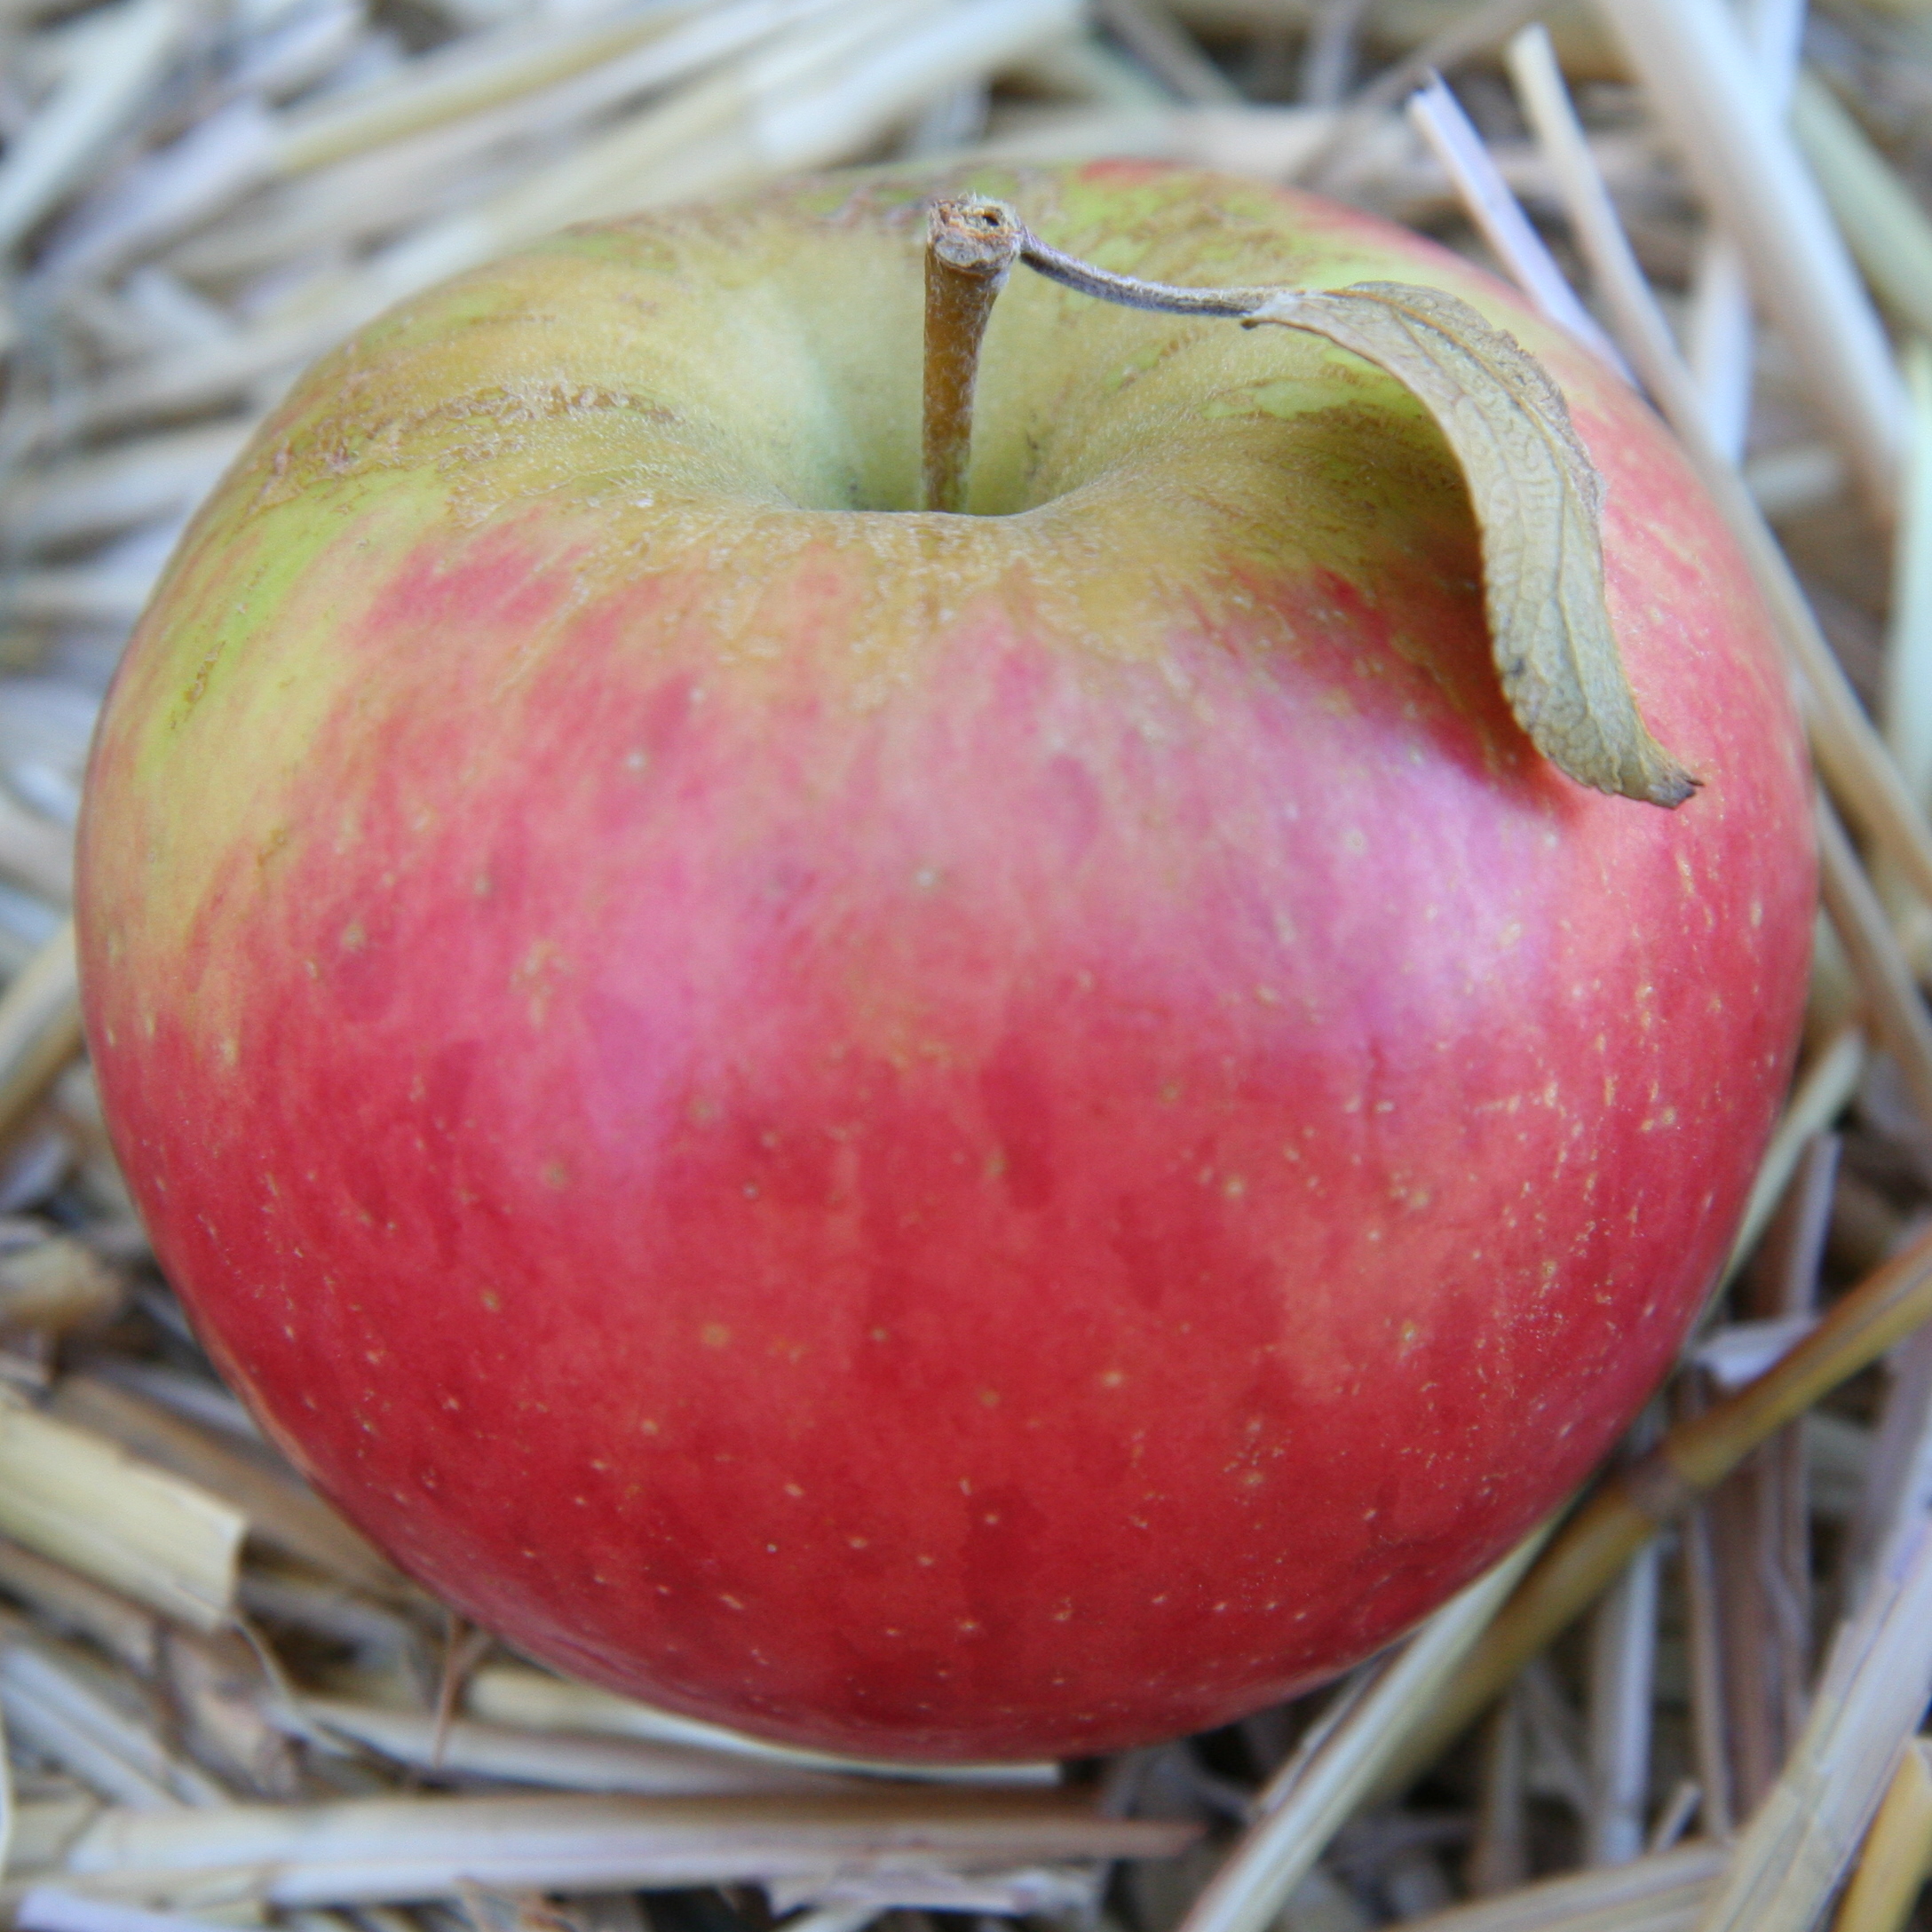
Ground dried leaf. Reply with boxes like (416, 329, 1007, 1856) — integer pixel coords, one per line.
(1248, 281, 1698, 808)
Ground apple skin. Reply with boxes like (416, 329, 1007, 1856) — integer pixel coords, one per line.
(77, 162, 1812, 1762)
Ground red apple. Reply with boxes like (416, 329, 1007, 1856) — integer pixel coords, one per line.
(76, 162, 1813, 1762)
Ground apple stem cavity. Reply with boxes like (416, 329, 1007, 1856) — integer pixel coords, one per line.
(919, 196, 1697, 809)
(922, 198, 1022, 514)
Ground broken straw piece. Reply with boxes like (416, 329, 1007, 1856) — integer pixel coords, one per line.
(0, 1395, 242, 1633)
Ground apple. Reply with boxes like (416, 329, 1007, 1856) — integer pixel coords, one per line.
(75, 161, 1813, 1762)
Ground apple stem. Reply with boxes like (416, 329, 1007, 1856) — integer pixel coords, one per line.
(921, 196, 1275, 514)
(1015, 231, 1272, 320)
(922, 200, 1022, 514)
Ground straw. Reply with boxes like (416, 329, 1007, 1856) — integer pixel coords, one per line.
(8, 1794, 107, 1882)
(230, 1586, 417, 1692)
(1581, 1540, 1659, 1868)
(1382, 1215, 1932, 1789)
(1829, 1741, 1932, 1932)
(39, 1790, 1200, 1910)
(1679, 1496, 1735, 1844)
(297, 1701, 867, 1799)
(4, 424, 253, 554)
(1815, 797, 1932, 1128)
(1504, 24, 1932, 913)
(50, 0, 1087, 441)
(1402, 75, 1630, 379)
(1841, 1323, 1932, 1617)
(0, 1639, 227, 1809)
(1087, 0, 1239, 104)
(0, 924, 83, 1148)
(0, 1395, 244, 1632)
(31, 99, 282, 292)
(1689, 1520, 1932, 1931)
(763, 1863, 1101, 1914)
(1598, 0, 1905, 519)
(1291, 0, 1551, 190)
(16, 1888, 242, 1932)
(1, 1696, 12, 1883)
(465, 1669, 1059, 1789)
(0, 0, 193, 257)
(162, 1627, 307, 1803)
(270, 2, 711, 176)
(1465, 1696, 1528, 1897)
(1719, 1024, 1867, 1290)
(1684, 0, 1801, 460)
(1718, 1139, 1834, 1815)
(0, 1540, 160, 1676)
(1170, 1527, 1548, 1932)
(46, 1377, 404, 1601)
(1791, 72, 1932, 349)
(1885, 340, 1932, 812)
(1004, 30, 1172, 109)
(1393, 1841, 1727, 1931)
(0, 787, 76, 908)
(261, 0, 855, 226)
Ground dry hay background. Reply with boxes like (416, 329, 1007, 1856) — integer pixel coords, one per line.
(2, 0, 1931, 1928)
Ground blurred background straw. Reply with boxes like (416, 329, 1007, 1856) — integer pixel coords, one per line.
(9, 0, 1932, 1927)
